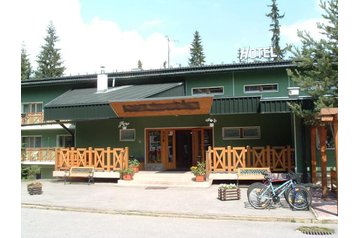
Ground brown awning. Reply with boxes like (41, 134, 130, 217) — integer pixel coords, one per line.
(110, 96, 213, 117)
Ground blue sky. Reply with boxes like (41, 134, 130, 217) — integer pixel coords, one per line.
(20, 0, 325, 75)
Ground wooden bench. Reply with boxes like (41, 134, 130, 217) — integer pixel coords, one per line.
(237, 167, 271, 180)
(64, 166, 95, 185)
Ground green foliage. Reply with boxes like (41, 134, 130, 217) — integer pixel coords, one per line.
(188, 31, 206, 66)
(266, 0, 285, 60)
(287, 0, 338, 125)
(121, 167, 134, 175)
(21, 44, 32, 80)
(22, 165, 41, 180)
(219, 183, 238, 189)
(35, 21, 66, 79)
(190, 161, 206, 176)
(129, 158, 140, 167)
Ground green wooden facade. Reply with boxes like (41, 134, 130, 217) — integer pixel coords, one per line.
(21, 61, 336, 179)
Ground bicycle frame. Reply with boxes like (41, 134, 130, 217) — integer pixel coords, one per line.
(259, 179, 295, 200)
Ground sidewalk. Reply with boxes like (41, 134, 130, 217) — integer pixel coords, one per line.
(21, 180, 337, 224)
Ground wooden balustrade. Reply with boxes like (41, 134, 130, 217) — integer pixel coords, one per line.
(21, 147, 56, 162)
(206, 145, 294, 174)
(55, 147, 129, 172)
(21, 112, 44, 125)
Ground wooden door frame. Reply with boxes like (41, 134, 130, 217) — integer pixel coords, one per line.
(145, 127, 212, 170)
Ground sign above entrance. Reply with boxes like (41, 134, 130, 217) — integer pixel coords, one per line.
(110, 96, 213, 117)
(238, 47, 278, 61)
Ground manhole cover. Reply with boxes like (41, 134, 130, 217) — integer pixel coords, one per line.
(145, 186, 168, 190)
(297, 226, 335, 235)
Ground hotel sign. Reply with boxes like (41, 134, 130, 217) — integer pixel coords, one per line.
(238, 47, 278, 61)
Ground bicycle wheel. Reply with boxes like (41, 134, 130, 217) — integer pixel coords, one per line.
(247, 183, 271, 209)
(247, 182, 265, 197)
(286, 185, 312, 210)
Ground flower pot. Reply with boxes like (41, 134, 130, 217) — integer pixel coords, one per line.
(123, 174, 133, 180)
(195, 175, 206, 182)
(27, 182, 42, 195)
(131, 166, 139, 173)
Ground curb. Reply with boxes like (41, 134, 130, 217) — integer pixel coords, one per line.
(21, 203, 337, 224)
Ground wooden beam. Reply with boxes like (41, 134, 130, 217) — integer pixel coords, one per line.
(318, 126, 328, 198)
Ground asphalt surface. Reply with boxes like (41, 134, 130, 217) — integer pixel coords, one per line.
(21, 179, 338, 224)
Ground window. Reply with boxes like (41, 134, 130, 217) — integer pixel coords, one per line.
(244, 84, 278, 93)
(22, 102, 43, 113)
(120, 129, 136, 141)
(192, 86, 224, 95)
(21, 136, 41, 148)
(223, 126, 260, 140)
(57, 135, 73, 147)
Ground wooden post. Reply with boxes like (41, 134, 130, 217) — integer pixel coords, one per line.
(266, 145, 271, 169)
(318, 126, 328, 198)
(310, 127, 317, 183)
(246, 146, 251, 168)
(227, 146, 232, 172)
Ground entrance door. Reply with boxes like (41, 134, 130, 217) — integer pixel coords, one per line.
(162, 130, 176, 170)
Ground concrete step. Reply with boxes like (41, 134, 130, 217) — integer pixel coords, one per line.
(117, 171, 212, 188)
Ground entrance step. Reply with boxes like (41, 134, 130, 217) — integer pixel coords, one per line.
(117, 171, 212, 188)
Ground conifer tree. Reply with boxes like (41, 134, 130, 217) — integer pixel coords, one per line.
(21, 44, 32, 80)
(35, 22, 65, 79)
(266, 0, 285, 60)
(188, 31, 206, 66)
(287, 0, 338, 125)
(137, 60, 143, 69)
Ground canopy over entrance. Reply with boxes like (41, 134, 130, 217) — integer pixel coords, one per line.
(110, 96, 213, 117)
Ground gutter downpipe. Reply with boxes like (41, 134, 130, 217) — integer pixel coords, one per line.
(292, 113, 298, 173)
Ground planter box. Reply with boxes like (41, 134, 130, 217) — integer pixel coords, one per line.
(218, 187, 240, 201)
(27, 182, 42, 195)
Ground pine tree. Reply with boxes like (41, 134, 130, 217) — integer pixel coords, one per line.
(287, 0, 338, 125)
(266, 0, 285, 60)
(188, 31, 206, 66)
(137, 60, 143, 69)
(21, 44, 32, 80)
(35, 22, 65, 79)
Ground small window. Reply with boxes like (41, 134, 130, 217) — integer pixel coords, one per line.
(22, 102, 43, 113)
(21, 136, 42, 148)
(120, 129, 136, 141)
(192, 86, 224, 95)
(57, 135, 73, 147)
(244, 84, 278, 93)
(223, 126, 260, 140)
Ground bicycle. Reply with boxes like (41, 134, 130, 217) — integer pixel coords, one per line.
(247, 171, 312, 210)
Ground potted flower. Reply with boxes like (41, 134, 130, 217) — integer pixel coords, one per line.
(218, 183, 240, 201)
(190, 161, 206, 182)
(129, 158, 140, 173)
(121, 167, 134, 180)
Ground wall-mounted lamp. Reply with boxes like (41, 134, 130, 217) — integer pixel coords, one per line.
(205, 118, 217, 127)
(118, 121, 130, 129)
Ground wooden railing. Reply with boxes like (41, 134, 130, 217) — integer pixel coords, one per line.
(55, 147, 129, 172)
(21, 112, 44, 125)
(21, 147, 56, 162)
(206, 145, 294, 174)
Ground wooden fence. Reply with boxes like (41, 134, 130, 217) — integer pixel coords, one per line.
(21, 147, 56, 162)
(55, 147, 129, 172)
(21, 112, 44, 125)
(206, 145, 294, 175)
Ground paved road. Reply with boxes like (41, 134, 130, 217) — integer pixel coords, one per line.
(22, 208, 338, 238)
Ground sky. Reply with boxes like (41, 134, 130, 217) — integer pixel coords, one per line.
(19, 0, 327, 76)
